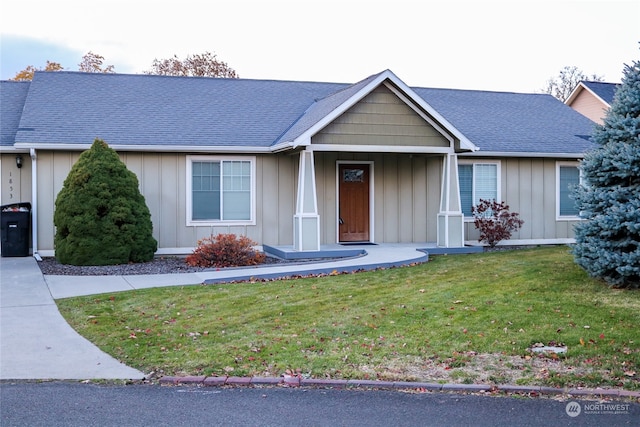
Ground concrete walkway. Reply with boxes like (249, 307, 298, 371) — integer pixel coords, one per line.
(0, 257, 145, 380)
(0, 244, 429, 380)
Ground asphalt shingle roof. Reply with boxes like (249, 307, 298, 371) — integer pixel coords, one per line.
(1, 81, 30, 147)
(2, 71, 598, 155)
(413, 87, 598, 154)
(16, 72, 348, 148)
(582, 81, 619, 105)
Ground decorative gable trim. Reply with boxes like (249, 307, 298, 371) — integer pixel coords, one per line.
(565, 82, 610, 108)
(286, 70, 478, 153)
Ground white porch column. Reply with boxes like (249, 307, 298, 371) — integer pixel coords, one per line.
(437, 153, 465, 247)
(293, 149, 320, 251)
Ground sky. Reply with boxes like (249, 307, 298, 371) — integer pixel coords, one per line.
(1, 0, 638, 93)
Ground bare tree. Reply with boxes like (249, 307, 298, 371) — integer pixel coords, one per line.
(145, 52, 238, 78)
(543, 66, 603, 101)
(10, 51, 115, 81)
(78, 51, 115, 73)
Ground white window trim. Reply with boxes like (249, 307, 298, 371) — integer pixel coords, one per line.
(458, 160, 501, 221)
(186, 155, 256, 226)
(556, 161, 582, 221)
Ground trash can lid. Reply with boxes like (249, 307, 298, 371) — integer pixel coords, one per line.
(1, 202, 31, 212)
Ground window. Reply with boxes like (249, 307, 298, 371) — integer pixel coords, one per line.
(187, 156, 255, 225)
(459, 162, 500, 217)
(557, 162, 581, 219)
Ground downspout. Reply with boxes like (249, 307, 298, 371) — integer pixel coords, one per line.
(30, 149, 40, 261)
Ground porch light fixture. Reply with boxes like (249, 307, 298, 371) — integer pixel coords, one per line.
(16, 154, 23, 168)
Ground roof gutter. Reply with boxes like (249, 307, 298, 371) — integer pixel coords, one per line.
(270, 141, 295, 153)
(14, 143, 274, 154)
(458, 151, 586, 159)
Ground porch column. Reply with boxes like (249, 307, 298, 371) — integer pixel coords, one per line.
(293, 149, 320, 251)
(437, 153, 465, 247)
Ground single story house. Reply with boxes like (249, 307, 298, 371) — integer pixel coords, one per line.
(565, 80, 619, 124)
(1, 70, 597, 257)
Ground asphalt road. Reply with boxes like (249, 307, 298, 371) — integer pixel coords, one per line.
(2, 382, 638, 426)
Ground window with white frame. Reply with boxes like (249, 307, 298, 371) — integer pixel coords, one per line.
(458, 162, 500, 217)
(187, 156, 255, 225)
(557, 162, 581, 219)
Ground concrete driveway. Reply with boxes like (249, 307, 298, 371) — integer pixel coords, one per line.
(0, 257, 144, 380)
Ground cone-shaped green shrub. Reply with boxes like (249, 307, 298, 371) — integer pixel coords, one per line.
(54, 139, 157, 265)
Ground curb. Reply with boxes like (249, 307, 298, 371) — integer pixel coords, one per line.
(201, 255, 429, 285)
(157, 375, 640, 398)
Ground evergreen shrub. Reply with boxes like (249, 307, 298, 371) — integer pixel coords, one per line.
(54, 139, 157, 265)
(573, 58, 640, 288)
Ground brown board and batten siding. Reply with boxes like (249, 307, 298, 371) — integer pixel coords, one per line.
(33, 151, 297, 254)
(462, 157, 580, 242)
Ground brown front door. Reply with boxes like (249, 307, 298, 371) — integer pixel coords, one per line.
(339, 164, 370, 242)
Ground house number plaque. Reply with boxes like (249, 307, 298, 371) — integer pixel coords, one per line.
(5, 170, 15, 200)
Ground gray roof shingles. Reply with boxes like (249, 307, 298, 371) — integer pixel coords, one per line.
(413, 87, 598, 154)
(16, 72, 348, 148)
(1, 81, 30, 147)
(581, 81, 619, 105)
(3, 71, 597, 154)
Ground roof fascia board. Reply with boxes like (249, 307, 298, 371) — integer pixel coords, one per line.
(0, 147, 30, 153)
(565, 82, 609, 107)
(564, 83, 585, 105)
(381, 79, 478, 152)
(13, 143, 272, 153)
(459, 151, 585, 159)
(291, 71, 394, 148)
(289, 70, 479, 152)
(308, 144, 453, 154)
(271, 140, 296, 153)
(382, 81, 453, 145)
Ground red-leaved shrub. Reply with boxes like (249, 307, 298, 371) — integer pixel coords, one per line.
(472, 199, 524, 248)
(185, 234, 266, 268)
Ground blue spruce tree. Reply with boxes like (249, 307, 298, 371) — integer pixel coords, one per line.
(572, 57, 640, 288)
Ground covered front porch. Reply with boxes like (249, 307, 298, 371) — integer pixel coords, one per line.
(292, 149, 469, 252)
(280, 71, 477, 253)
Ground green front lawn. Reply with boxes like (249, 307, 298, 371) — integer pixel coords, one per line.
(56, 246, 640, 389)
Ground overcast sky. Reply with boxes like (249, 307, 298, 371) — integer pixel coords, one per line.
(1, 0, 638, 92)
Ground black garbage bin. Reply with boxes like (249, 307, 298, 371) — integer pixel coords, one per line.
(1, 202, 31, 257)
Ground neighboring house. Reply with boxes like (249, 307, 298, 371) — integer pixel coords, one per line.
(565, 80, 619, 124)
(0, 70, 597, 257)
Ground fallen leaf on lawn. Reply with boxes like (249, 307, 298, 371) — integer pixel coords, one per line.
(580, 337, 585, 346)
(624, 371, 636, 377)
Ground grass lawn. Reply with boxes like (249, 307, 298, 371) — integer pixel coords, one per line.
(56, 246, 640, 389)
